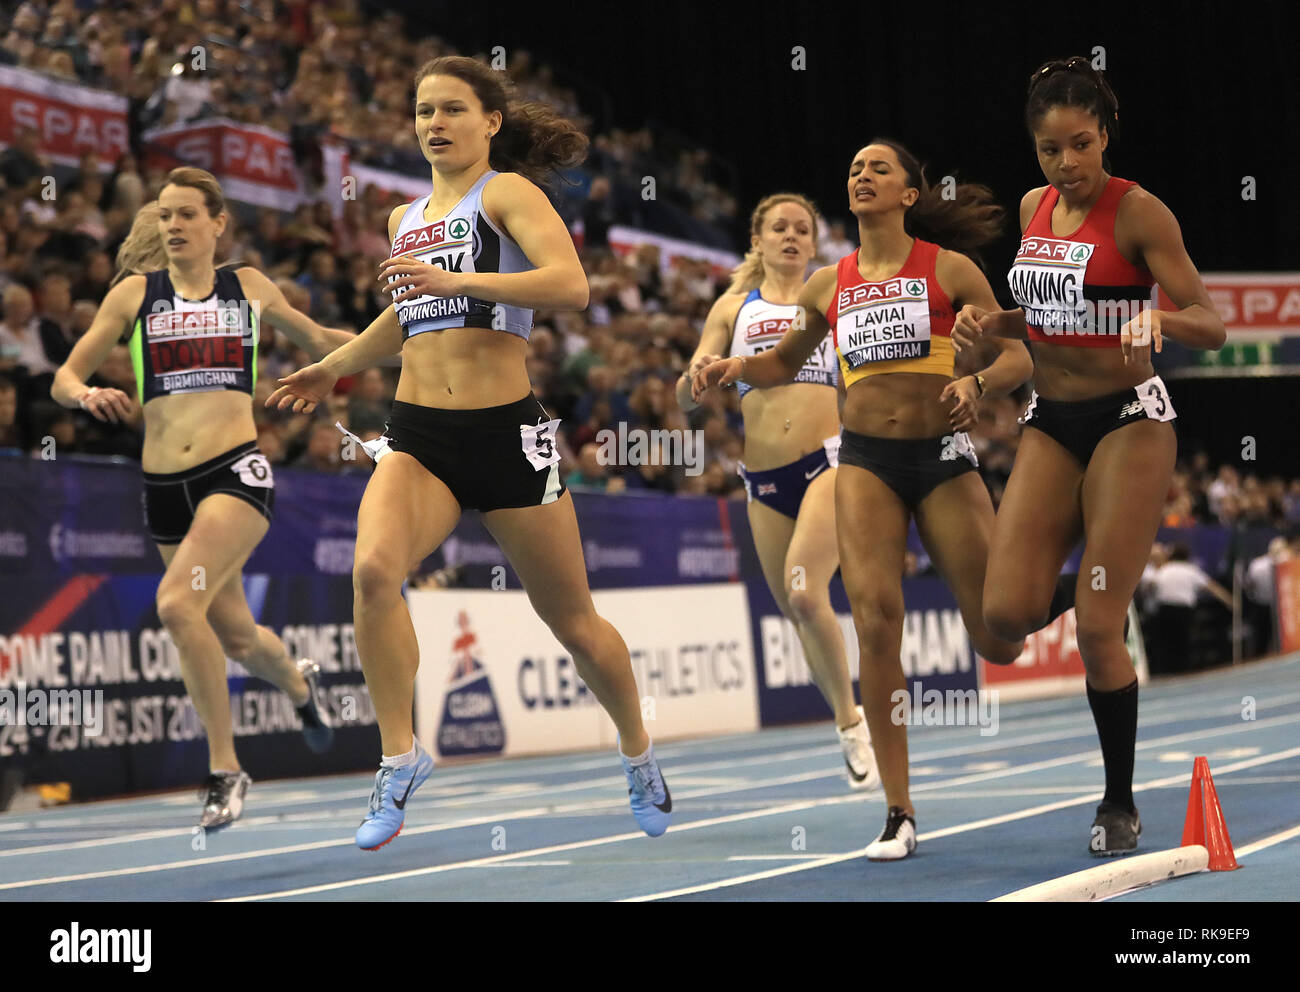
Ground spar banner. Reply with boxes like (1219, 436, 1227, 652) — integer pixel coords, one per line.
(1158, 274, 1300, 338)
(0, 571, 377, 801)
(0, 65, 129, 168)
(141, 118, 305, 210)
(1154, 273, 1300, 374)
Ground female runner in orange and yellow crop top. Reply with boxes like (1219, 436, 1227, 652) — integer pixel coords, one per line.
(695, 139, 1034, 861)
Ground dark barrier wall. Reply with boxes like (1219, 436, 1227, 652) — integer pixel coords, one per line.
(0, 455, 1269, 799)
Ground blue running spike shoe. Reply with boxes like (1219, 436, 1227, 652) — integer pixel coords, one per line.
(621, 745, 672, 837)
(356, 740, 435, 851)
(294, 659, 333, 754)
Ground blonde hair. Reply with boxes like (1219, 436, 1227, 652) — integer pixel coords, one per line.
(111, 201, 167, 286)
(110, 167, 227, 287)
(725, 193, 820, 295)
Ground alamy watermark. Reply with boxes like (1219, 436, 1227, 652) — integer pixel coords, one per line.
(595, 422, 704, 476)
(0, 683, 105, 736)
(890, 682, 999, 737)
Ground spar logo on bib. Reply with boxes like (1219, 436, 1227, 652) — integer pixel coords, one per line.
(1009, 236, 1096, 334)
(835, 276, 932, 367)
(436, 611, 506, 757)
(448, 216, 470, 240)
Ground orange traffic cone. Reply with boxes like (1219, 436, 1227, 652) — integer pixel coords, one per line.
(1181, 756, 1238, 871)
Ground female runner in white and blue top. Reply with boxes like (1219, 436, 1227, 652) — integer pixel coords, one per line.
(677, 193, 877, 791)
(269, 55, 671, 850)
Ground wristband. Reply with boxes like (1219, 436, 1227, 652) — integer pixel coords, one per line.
(737, 355, 748, 384)
(973, 374, 986, 396)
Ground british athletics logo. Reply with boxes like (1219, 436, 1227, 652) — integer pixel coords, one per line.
(436, 610, 505, 757)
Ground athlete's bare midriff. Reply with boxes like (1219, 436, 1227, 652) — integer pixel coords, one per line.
(142, 391, 258, 473)
(1030, 342, 1155, 401)
(841, 372, 954, 439)
(395, 326, 533, 409)
(740, 383, 840, 472)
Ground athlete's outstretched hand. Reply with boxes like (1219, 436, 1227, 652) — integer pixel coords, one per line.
(691, 356, 743, 402)
(687, 352, 724, 381)
(939, 375, 981, 432)
(266, 362, 339, 415)
(377, 255, 463, 304)
(77, 386, 135, 423)
(951, 304, 994, 352)
(1120, 310, 1163, 366)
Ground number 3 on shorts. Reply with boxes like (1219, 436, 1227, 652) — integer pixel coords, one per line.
(520, 419, 562, 470)
(1137, 376, 1176, 422)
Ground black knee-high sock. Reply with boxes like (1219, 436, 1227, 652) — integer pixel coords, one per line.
(1086, 678, 1139, 812)
(1046, 572, 1077, 624)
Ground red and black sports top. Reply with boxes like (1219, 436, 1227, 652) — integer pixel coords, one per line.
(1008, 176, 1155, 348)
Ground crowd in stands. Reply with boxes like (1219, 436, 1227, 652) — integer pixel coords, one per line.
(1, 0, 1296, 532)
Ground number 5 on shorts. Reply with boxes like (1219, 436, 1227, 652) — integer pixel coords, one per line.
(520, 419, 562, 470)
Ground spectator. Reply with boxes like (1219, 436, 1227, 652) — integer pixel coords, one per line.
(291, 420, 344, 472)
(819, 218, 854, 263)
(1, 284, 58, 377)
(1243, 537, 1289, 658)
(36, 272, 77, 364)
(0, 126, 47, 198)
(0, 374, 21, 451)
(1147, 544, 1231, 675)
(582, 176, 615, 250)
(566, 441, 624, 493)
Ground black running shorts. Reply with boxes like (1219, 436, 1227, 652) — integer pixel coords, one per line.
(142, 441, 275, 544)
(375, 396, 565, 512)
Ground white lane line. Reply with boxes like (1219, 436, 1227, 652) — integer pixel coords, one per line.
(1235, 822, 1300, 859)
(0, 805, 551, 891)
(4, 698, 1296, 878)
(9, 656, 1292, 826)
(621, 746, 1300, 902)
(218, 741, 1300, 903)
(10, 674, 1296, 831)
(6, 709, 1295, 888)
(727, 855, 837, 861)
(218, 797, 868, 901)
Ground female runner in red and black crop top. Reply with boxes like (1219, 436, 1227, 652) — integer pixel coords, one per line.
(959, 58, 1225, 855)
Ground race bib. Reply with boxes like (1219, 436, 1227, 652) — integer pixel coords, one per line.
(835, 277, 931, 368)
(230, 452, 274, 488)
(1135, 376, 1176, 422)
(335, 422, 392, 463)
(1008, 236, 1096, 336)
(823, 434, 841, 469)
(520, 418, 562, 471)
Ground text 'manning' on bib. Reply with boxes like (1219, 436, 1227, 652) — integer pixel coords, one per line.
(835, 277, 931, 369)
(1008, 236, 1097, 335)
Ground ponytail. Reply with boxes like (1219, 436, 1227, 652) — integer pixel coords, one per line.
(413, 55, 589, 188)
(111, 201, 166, 287)
(868, 138, 1003, 259)
(1025, 56, 1121, 168)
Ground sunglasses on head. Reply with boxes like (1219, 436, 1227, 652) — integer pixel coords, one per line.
(1029, 56, 1096, 89)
